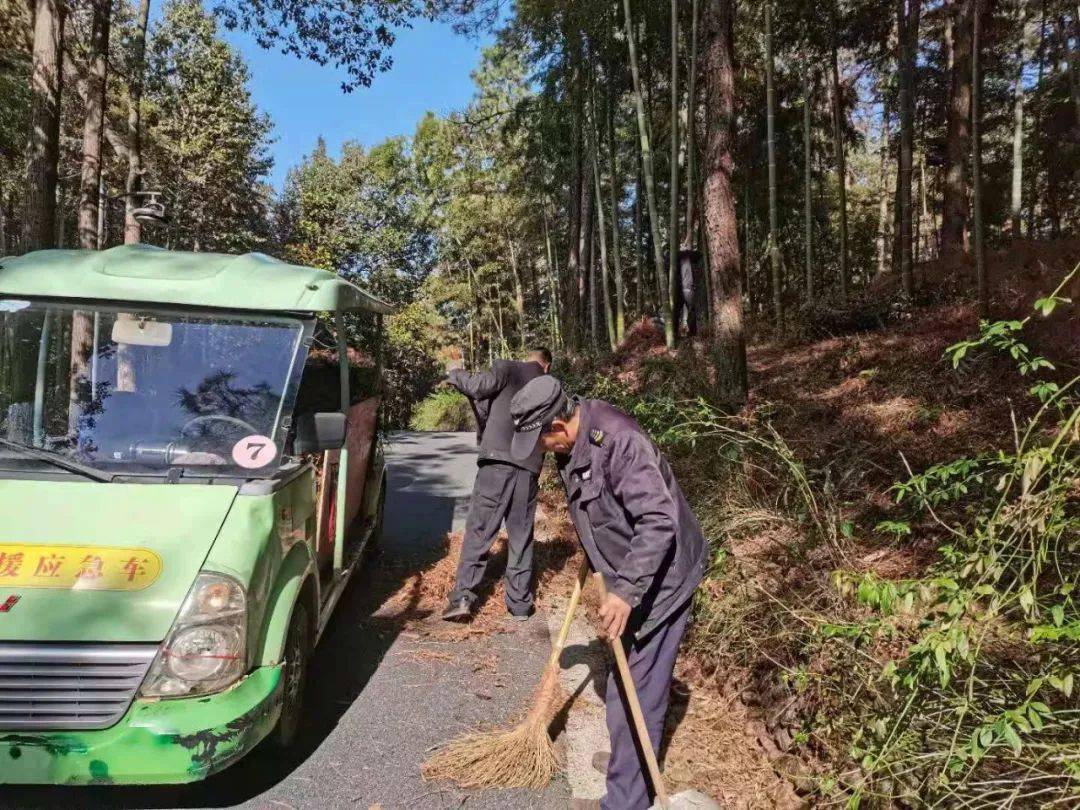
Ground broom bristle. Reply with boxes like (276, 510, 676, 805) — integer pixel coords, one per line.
(421, 664, 564, 790)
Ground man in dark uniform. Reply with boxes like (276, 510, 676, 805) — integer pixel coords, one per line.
(441, 347, 553, 622)
(509, 376, 706, 810)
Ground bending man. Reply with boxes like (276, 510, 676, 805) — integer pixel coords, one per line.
(509, 376, 706, 810)
(442, 347, 552, 622)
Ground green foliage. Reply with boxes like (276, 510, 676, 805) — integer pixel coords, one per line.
(409, 388, 474, 432)
(276, 135, 436, 306)
(143, 0, 275, 252)
(0, 3, 28, 219)
(380, 338, 444, 430)
(827, 275, 1080, 805)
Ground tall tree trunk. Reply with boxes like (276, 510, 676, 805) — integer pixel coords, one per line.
(125, 0, 151, 244)
(703, 0, 747, 402)
(465, 258, 478, 367)
(876, 101, 891, 277)
(743, 180, 753, 314)
(507, 236, 526, 348)
(803, 66, 814, 306)
(1047, 14, 1068, 236)
(72, 0, 112, 433)
(589, 228, 599, 352)
(589, 76, 617, 351)
(892, 140, 902, 271)
(918, 147, 930, 263)
(526, 245, 540, 319)
(565, 55, 584, 349)
(830, 16, 850, 299)
(765, 1, 782, 327)
(23, 0, 65, 251)
(1028, 0, 1047, 236)
(1011, 0, 1027, 237)
(941, 0, 973, 255)
(634, 165, 644, 315)
(1070, 8, 1080, 129)
(684, 0, 700, 249)
(623, 0, 672, 346)
(606, 52, 625, 343)
(543, 206, 562, 349)
(668, 0, 680, 342)
(492, 282, 507, 357)
(972, 0, 987, 317)
(898, 0, 922, 297)
(579, 180, 593, 336)
(79, 0, 111, 250)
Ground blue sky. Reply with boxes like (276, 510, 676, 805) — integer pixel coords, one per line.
(222, 19, 495, 191)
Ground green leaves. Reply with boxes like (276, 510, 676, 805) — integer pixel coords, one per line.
(1030, 621, 1080, 643)
(1030, 381, 1061, 403)
(279, 134, 436, 305)
(891, 456, 993, 508)
(967, 702, 1057, 761)
(145, 0, 274, 253)
(1047, 672, 1074, 698)
(875, 519, 911, 538)
(833, 570, 924, 618)
(1033, 294, 1072, 317)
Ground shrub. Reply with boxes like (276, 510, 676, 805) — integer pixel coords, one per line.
(409, 389, 475, 432)
(379, 340, 445, 429)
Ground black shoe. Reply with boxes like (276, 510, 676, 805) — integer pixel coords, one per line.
(442, 597, 473, 622)
(508, 605, 535, 622)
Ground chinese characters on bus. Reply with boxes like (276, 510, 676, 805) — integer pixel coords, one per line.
(0, 545, 162, 590)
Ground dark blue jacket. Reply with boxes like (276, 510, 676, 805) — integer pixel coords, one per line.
(448, 359, 546, 474)
(558, 399, 706, 639)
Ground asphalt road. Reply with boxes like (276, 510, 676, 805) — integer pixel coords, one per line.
(2, 432, 576, 810)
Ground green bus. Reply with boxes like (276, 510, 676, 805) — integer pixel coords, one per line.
(0, 243, 390, 784)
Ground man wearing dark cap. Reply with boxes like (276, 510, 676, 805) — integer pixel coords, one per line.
(441, 347, 553, 622)
(510, 376, 706, 810)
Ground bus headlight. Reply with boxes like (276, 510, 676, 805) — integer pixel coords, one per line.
(140, 572, 246, 698)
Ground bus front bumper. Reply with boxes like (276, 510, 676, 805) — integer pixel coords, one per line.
(0, 665, 282, 785)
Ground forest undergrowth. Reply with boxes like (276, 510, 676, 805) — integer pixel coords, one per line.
(561, 257, 1079, 807)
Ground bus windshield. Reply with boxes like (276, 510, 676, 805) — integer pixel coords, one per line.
(0, 300, 309, 478)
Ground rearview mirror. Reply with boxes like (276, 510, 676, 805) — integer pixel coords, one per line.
(112, 317, 173, 347)
(293, 412, 347, 454)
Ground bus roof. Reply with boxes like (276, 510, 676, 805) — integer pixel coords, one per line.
(0, 244, 394, 315)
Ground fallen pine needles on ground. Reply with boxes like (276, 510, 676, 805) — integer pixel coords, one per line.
(374, 499, 581, 642)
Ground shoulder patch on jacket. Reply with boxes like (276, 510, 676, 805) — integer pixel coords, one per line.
(589, 429, 605, 446)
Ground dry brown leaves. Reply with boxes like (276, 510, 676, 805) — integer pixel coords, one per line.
(374, 490, 583, 643)
(663, 661, 805, 810)
(395, 649, 455, 665)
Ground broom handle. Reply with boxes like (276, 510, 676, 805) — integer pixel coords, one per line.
(544, 556, 591, 671)
(594, 573, 671, 809)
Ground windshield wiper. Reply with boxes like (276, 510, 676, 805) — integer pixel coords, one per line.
(0, 437, 115, 483)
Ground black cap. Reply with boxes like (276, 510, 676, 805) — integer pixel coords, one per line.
(509, 376, 569, 460)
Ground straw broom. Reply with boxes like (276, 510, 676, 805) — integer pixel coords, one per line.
(421, 556, 591, 790)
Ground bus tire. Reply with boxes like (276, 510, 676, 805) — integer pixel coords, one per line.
(270, 600, 311, 750)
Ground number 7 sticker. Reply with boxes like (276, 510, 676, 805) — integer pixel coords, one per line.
(232, 435, 278, 469)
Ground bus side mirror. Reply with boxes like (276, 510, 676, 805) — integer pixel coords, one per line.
(294, 412, 347, 454)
